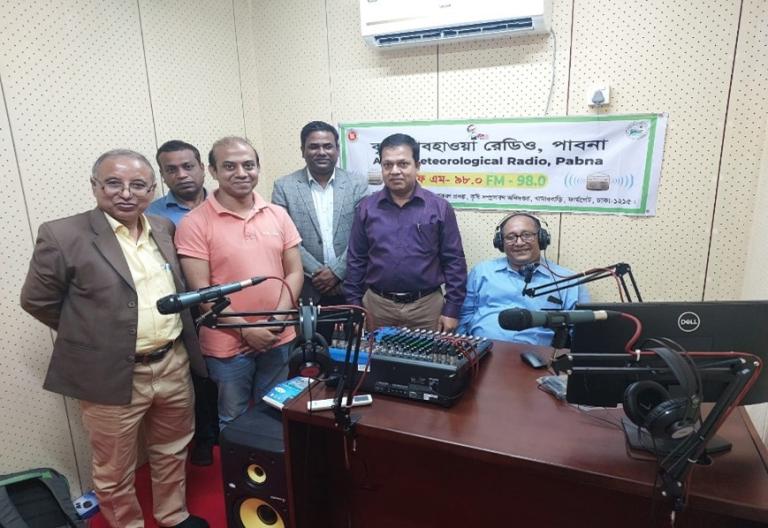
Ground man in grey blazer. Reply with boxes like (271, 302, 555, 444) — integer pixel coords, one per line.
(272, 121, 368, 340)
(21, 150, 208, 528)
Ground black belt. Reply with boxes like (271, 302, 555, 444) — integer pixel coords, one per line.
(369, 286, 440, 304)
(134, 340, 176, 365)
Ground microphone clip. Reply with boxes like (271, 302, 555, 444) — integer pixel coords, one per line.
(550, 325, 570, 350)
(195, 297, 232, 329)
(550, 351, 573, 375)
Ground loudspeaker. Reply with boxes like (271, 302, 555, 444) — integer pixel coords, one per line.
(492, 212, 551, 252)
(220, 405, 289, 528)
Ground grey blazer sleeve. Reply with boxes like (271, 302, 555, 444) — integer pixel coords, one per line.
(272, 176, 324, 275)
(299, 244, 324, 276)
(329, 173, 369, 279)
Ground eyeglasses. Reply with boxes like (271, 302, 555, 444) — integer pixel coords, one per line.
(503, 232, 538, 244)
(381, 160, 414, 171)
(92, 178, 155, 197)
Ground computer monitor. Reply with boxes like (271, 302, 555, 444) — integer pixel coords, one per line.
(570, 300, 768, 405)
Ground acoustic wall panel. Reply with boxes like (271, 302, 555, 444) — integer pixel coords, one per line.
(248, 0, 333, 198)
(559, 0, 741, 302)
(436, 0, 575, 270)
(0, 0, 159, 493)
(741, 125, 768, 301)
(741, 120, 768, 444)
(706, 0, 768, 301)
(0, 75, 82, 492)
(234, 0, 265, 159)
(0, 0, 157, 231)
(326, 0, 438, 125)
(139, 0, 247, 181)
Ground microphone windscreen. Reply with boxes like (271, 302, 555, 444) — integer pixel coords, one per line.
(522, 263, 537, 285)
(156, 295, 182, 315)
(498, 308, 533, 331)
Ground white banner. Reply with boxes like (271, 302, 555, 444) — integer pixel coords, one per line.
(339, 114, 668, 215)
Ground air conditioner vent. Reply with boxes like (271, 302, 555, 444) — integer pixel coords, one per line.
(373, 17, 535, 47)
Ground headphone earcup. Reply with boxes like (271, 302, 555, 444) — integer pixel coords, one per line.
(492, 228, 504, 252)
(288, 333, 331, 379)
(538, 227, 551, 251)
(623, 380, 670, 428)
(644, 398, 692, 438)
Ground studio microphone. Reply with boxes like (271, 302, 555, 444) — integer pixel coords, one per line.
(498, 308, 619, 331)
(521, 263, 538, 286)
(157, 277, 266, 314)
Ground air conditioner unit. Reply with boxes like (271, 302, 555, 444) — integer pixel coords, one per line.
(360, 0, 552, 48)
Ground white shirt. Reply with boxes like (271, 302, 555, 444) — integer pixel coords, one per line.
(307, 168, 337, 266)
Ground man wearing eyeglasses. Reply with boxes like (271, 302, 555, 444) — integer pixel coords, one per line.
(457, 212, 589, 345)
(21, 150, 209, 528)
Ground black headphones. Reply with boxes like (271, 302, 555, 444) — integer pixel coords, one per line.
(287, 305, 331, 379)
(492, 212, 551, 252)
(288, 333, 331, 379)
(623, 346, 701, 440)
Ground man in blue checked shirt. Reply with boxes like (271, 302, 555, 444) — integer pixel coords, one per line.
(458, 213, 589, 345)
(147, 139, 217, 467)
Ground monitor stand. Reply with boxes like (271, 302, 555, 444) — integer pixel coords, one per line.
(621, 418, 732, 456)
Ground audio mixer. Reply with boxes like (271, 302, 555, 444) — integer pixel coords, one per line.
(329, 327, 492, 407)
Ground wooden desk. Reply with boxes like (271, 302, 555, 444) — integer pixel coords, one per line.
(282, 342, 768, 527)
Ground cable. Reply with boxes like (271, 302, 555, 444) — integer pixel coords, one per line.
(619, 312, 643, 353)
(544, 29, 557, 116)
(583, 266, 626, 302)
(570, 404, 624, 431)
(539, 252, 567, 305)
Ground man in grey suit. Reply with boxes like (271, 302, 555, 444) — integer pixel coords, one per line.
(20, 149, 208, 528)
(272, 121, 368, 339)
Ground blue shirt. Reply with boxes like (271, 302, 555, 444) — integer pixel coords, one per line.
(457, 257, 590, 345)
(146, 190, 206, 225)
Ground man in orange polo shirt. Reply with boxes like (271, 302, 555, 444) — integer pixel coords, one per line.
(175, 137, 303, 428)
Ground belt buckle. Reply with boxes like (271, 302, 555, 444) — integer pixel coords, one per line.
(137, 341, 173, 364)
(135, 354, 153, 365)
(391, 292, 411, 303)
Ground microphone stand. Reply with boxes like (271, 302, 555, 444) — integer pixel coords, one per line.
(553, 353, 760, 513)
(195, 297, 367, 435)
(332, 309, 366, 435)
(523, 262, 643, 302)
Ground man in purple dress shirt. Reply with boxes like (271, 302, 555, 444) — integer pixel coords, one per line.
(345, 133, 467, 332)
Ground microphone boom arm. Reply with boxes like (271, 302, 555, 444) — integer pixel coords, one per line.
(562, 353, 760, 513)
(195, 299, 367, 435)
(523, 262, 643, 303)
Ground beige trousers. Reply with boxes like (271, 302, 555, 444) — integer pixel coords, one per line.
(363, 289, 444, 330)
(80, 341, 194, 528)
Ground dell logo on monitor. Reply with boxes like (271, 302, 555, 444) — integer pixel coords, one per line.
(677, 312, 701, 332)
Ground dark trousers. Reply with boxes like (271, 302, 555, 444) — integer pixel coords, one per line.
(192, 371, 219, 445)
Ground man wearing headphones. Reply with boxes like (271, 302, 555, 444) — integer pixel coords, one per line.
(457, 212, 589, 345)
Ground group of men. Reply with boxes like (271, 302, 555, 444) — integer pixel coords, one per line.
(19, 121, 586, 528)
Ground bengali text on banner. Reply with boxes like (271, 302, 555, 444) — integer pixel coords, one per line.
(339, 114, 668, 216)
